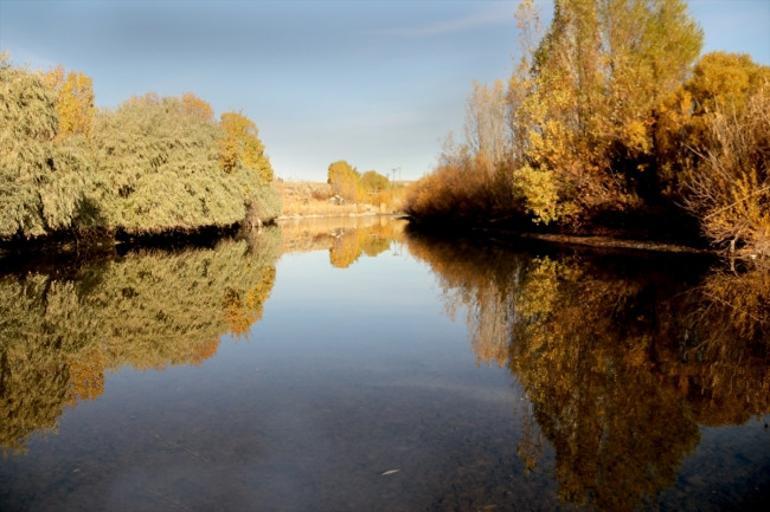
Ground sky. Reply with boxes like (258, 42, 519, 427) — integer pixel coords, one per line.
(1, 0, 769, 181)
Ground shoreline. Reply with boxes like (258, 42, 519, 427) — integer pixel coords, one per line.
(478, 229, 713, 255)
(276, 212, 398, 221)
(0, 213, 718, 260)
(404, 215, 716, 256)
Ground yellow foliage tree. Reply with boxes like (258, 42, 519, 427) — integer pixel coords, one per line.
(44, 66, 95, 138)
(327, 160, 363, 202)
(516, 0, 702, 221)
(218, 112, 273, 183)
(654, 53, 770, 255)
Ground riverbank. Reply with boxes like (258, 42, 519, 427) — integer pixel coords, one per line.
(402, 1, 769, 262)
(276, 180, 405, 218)
(472, 229, 711, 255)
(405, 223, 719, 266)
(0, 219, 278, 263)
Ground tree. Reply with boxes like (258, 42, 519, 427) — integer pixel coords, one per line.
(657, 52, 770, 196)
(0, 58, 89, 239)
(181, 92, 214, 122)
(218, 112, 273, 182)
(327, 160, 362, 201)
(517, 0, 703, 222)
(44, 66, 95, 138)
(360, 170, 389, 193)
(465, 80, 510, 171)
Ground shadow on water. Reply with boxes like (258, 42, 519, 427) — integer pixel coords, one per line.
(0, 217, 768, 511)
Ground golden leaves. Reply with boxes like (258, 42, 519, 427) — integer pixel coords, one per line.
(218, 112, 273, 183)
(181, 92, 214, 122)
(44, 66, 94, 139)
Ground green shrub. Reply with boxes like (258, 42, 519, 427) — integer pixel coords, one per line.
(89, 94, 275, 234)
(0, 58, 90, 238)
(1, 58, 278, 242)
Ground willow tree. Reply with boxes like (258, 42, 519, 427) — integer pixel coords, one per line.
(90, 96, 279, 234)
(0, 57, 91, 239)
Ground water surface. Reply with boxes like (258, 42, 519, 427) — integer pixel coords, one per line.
(1, 217, 768, 511)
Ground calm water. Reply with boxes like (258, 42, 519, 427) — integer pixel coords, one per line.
(1, 217, 768, 511)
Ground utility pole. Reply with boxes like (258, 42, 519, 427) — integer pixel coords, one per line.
(391, 167, 401, 185)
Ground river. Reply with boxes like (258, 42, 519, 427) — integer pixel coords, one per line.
(1, 216, 768, 511)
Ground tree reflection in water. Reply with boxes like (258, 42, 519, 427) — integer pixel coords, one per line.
(0, 229, 280, 453)
(2, 220, 767, 510)
(0, 219, 406, 453)
(277, 215, 404, 268)
(406, 231, 769, 511)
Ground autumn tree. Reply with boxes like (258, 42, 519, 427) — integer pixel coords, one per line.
(465, 80, 510, 172)
(407, 0, 704, 230)
(652, 52, 770, 255)
(218, 112, 274, 182)
(181, 92, 214, 122)
(44, 65, 95, 138)
(684, 52, 770, 114)
(514, 0, 703, 222)
(360, 170, 389, 193)
(327, 160, 362, 201)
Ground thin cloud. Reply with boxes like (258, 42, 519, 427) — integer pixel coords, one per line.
(372, 3, 514, 38)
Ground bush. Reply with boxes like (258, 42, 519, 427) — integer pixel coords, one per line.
(405, 150, 519, 224)
(1, 58, 278, 242)
(683, 87, 770, 257)
(0, 58, 90, 239)
(89, 94, 275, 234)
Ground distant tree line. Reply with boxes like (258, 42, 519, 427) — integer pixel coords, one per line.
(327, 160, 402, 207)
(405, 0, 770, 260)
(0, 55, 280, 243)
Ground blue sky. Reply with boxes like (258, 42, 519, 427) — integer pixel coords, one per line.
(1, 1, 768, 180)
